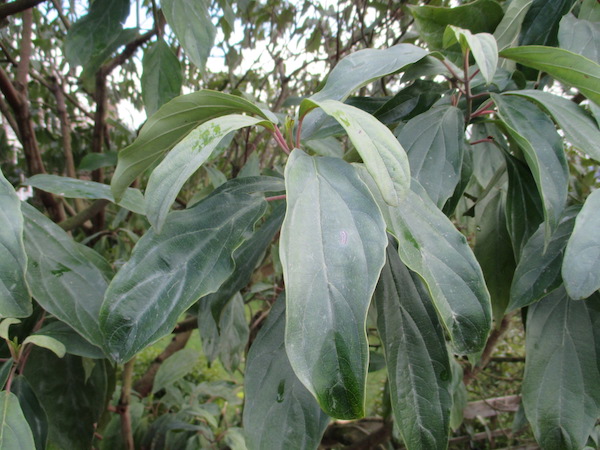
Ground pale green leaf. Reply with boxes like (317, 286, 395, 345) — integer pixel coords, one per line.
(243, 295, 330, 450)
(22, 335, 66, 358)
(562, 189, 600, 299)
(146, 114, 265, 231)
(493, 0, 534, 51)
(0, 391, 36, 450)
(142, 38, 183, 117)
(558, 13, 600, 63)
(33, 321, 105, 359)
(153, 348, 199, 394)
(443, 26, 498, 84)
(280, 150, 387, 418)
(580, 0, 600, 22)
(0, 318, 20, 340)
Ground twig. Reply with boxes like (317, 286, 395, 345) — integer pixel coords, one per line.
(118, 359, 136, 450)
(0, 0, 45, 20)
(58, 199, 109, 231)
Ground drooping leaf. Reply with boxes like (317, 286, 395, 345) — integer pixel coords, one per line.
(22, 335, 66, 358)
(358, 169, 491, 355)
(142, 38, 183, 117)
(25, 175, 145, 215)
(397, 105, 464, 208)
(0, 168, 30, 318)
(300, 99, 410, 208)
(101, 178, 273, 363)
(21, 203, 107, 348)
(145, 114, 266, 231)
(518, 0, 577, 47)
(0, 391, 36, 450)
(375, 242, 452, 449)
(492, 94, 568, 240)
(33, 321, 106, 359)
(152, 348, 199, 394)
(500, 46, 600, 104)
(522, 289, 600, 450)
(562, 189, 600, 299)
(280, 150, 387, 419)
(505, 90, 600, 162)
(558, 13, 600, 63)
(493, 0, 534, 51)
(509, 206, 579, 312)
(408, 0, 504, 50)
(443, 26, 498, 84)
(11, 376, 48, 450)
(243, 294, 329, 450)
(111, 90, 276, 201)
(161, 0, 216, 72)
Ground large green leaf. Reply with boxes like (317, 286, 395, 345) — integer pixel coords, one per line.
(25, 175, 145, 215)
(558, 13, 600, 63)
(443, 26, 498, 85)
(301, 99, 410, 207)
(21, 203, 107, 347)
(493, 0, 534, 51)
(23, 349, 114, 450)
(492, 94, 568, 240)
(101, 178, 273, 363)
(500, 46, 600, 105)
(518, 0, 576, 47)
(408, 0, 504, 50)
(397, 105, 464, 208)
(243, 295, 329, 450)
(358, 169, 491, 355)
(0, 168, 30, 318)
(141, 38, 183, 117)
(0, 391, 35, 450)
(111, 90, 276, 201)
(508, 206, 579, 312)
(522, 289, 600, 450)
(145, 114, 266, 231)
(11, 376, 47, 450)
(375, 242, 452, 449)
(161, 0, 216, 72)
(562, 189, 600, 299)
(152, 348, 199, 394)
(280, 150, 387, 419)
(505, 90, 600, 162)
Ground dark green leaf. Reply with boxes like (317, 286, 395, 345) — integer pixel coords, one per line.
(145, 114, 266, 231)
(492, 94, 568, 240)
(397, 106, 464, 208)
(152, 348, 199, 394)
(0, 359, 12, 391)
(519, 0, 576, 47)
(500, 46, 600, 104)
(493, 0, 534, 51)
(161, 0, 216, 71)
(21, 203, 107, 348)
(558, 13, 600, 63)
(101, 178, 271, 362)
(373, 80, 446, 125)
(142, 38, 183, 117)
(522, 289, 600, 450)
(509, 206, 579, 311)
(111, 90, 276, 201)
(0, 168, 30, 318)
(77, 152, 118, 171)
(243, 295, 330, 450)
(280, 150, 387, 419)
(34, 321, 106, 359)
(375, 242, 451, 449)
(11, 376, 48, 450)
(0, 391, 35, 450)
(562, 189, 600, 299)
(25, 175, 145, 215)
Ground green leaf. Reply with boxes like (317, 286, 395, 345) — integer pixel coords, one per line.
(508, 206, 579, 312)
(198, 293, 248, 373)
(0, 168, 30, 318)
(145, 114, 266, 231)
(25, 175, 145, 215)
(474, 189, 516, 325)
(492, 94, 568, 240)
(152, 348, 199, 394)
(397, 105, 464, 208)
(522, 289, 600, 450)
(33, 321, 105, 359)
(0, 318, 20, 340)
(375, 242, 451, 449)
(101, 178, 272, 362)
(11, 376, 48, 450)
(558, 13, 600, 63)
(449, 358, 467, 431)
(23, 349, 114, 450)
(301, 99, 410, 207)
(519, 0, 576, 47)
(243, 295, 329, 450)
(111, 90, 276, 201)
(359, 169, 491, 354)
(408, 0, 504, 50)
(493, 0, 534, 51)
(580, 0, 600, 22)
(77, 152, 118, 171)
(505, 90, 600, 162)
(0, 359, 12, 391)
(443, 26, 498, 84)
(142, 38, 183, 117)
(562, 189, 600, 299)
(21, 203, 107, 348)
(280, 150, 387, 419)
(500, 46, 600, 105)
(22, 335, 66, 359)
(161, 0, 215, 72)
(0, 391, 36, 450)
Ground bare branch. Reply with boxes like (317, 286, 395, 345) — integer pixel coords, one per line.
(0, 0, 45, 21)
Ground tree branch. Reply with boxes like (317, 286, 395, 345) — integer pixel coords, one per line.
(0, 0, 45, 21)
(118, 359, 135, 450)
(58, 199, 109, 231)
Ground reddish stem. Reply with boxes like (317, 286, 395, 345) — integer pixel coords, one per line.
(295, 115, 305, 148)
(272, 126, 290, 154)
(470, 138, 495, 145)
(266, 194, 287, 202)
